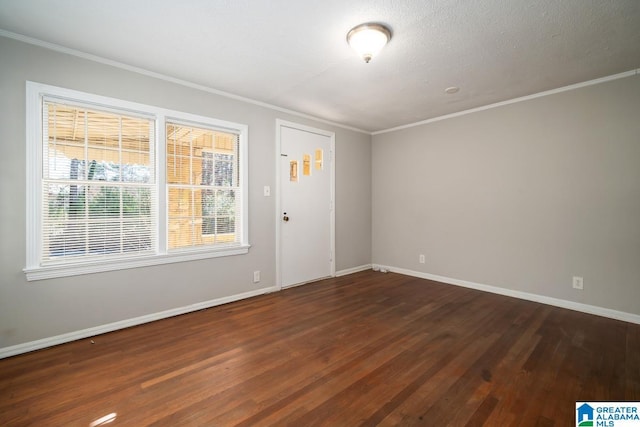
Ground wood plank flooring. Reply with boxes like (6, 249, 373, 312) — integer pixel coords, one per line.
(1, 270, 639, 426)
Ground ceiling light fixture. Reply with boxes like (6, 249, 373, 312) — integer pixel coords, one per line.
(347, 23, 392, 63)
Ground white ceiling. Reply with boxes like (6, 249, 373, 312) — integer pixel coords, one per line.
(1, 0, 639, 132)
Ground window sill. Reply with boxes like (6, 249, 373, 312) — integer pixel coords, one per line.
(23, 244, 251, 281)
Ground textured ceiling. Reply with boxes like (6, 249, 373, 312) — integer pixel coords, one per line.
(1, 0, 639, 132)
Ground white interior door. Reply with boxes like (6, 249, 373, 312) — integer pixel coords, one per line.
(277, 121, 334, 288)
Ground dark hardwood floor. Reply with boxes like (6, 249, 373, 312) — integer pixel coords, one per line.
(1, 270, 639, 426)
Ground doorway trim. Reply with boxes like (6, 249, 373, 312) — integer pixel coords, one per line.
(275, 119, 335, 290)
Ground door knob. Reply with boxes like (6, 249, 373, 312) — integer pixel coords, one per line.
(283, 215, 289, 222)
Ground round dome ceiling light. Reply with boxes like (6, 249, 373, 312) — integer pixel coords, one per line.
(347, 23, 392, 63)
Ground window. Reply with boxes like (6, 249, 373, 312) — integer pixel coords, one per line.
(166, 123, 239, 248)
(25, 82, 249, 280)
(42, 102, 155, 262)
(303, 154, 311, 176)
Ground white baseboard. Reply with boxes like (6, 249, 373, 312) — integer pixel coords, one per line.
(0, 285, 279, 360)
(376, 264, 640, 325)
(335, 264, 372, 277)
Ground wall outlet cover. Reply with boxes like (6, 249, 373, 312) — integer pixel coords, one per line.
(572, 276, 583, 290)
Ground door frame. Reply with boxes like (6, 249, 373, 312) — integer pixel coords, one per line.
(275, 119, 335, 290)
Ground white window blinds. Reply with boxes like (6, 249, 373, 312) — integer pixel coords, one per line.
(166, 122, 241, 250)
(41, 100, 156, 264)
(26, 82, 249, 280)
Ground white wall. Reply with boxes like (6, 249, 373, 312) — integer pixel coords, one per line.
(373, 73, 640, 316)
(0, 36, 372, 351)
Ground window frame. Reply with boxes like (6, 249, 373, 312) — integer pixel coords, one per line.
(25, 81, 249, 281)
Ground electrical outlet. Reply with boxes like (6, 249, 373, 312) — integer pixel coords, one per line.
(419, 254, 425, 264)
(572, 276, 583, 290)
(253, 270, 261, 283)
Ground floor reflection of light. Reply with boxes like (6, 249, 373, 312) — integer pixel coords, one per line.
(89, 412, 117, 427)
